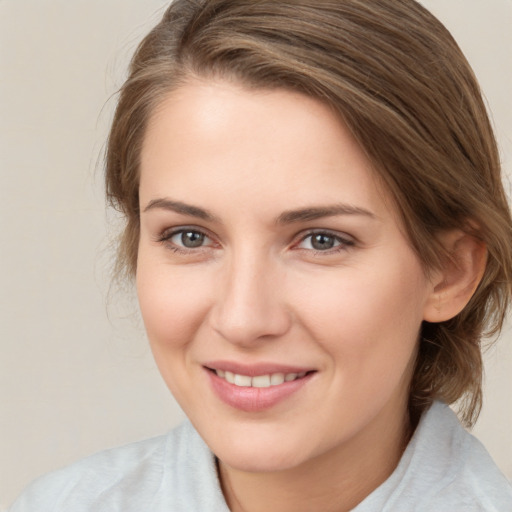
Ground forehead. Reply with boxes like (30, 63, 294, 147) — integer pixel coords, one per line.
(140, 80, 396, 221)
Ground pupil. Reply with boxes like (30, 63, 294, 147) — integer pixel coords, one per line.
(182, 231, 204, 248)
(312, 234, 334, 250)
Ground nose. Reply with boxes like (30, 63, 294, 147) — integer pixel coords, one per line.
(209, 252, 292, 347)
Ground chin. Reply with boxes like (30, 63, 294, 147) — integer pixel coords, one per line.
(206, 423, 318, 474)
(218, 446, 307, 474)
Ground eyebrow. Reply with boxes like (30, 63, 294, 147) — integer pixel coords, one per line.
(143, 198, 219, 222)
(276, 204, 376, 224)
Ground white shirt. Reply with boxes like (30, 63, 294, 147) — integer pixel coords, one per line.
(8, 402, 512, 511)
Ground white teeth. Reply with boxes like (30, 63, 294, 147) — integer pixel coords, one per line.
(234, 374, 252, 387)
(252, 375, 271, 388)
(270, 373, 285, 386)
(215, 370, 307, 387)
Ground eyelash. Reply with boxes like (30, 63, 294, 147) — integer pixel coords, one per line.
(294, 230, 355, 254)
(156, 227, 355, 255)
(156, 227, 216, 254)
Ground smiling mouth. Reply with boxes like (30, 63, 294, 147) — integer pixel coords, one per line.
(205, 366, 316, 411)
(211, 369, 311, 388)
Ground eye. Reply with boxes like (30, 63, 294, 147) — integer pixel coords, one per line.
(296, 231, 354, 252)
(157, 227, 216, 252)
(171, 230, 209, 248)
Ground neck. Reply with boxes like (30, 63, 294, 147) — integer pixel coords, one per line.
(218, 401, 412, 512)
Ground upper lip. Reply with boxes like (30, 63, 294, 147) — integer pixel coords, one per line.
(204, 361, 315, 377)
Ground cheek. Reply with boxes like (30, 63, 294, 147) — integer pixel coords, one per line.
(136, 256, 213, 350)
(294, 260, 426, 372)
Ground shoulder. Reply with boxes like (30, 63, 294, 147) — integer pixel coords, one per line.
(399, 402, 512, 511)
(7, 421, 215, 512)
(355, 402, 512, 512)
(427, 420, 512, 511)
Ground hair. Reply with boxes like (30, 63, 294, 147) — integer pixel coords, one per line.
(105, 0, 512, 426)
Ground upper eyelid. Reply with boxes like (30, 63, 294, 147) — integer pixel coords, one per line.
(294, 228, 355, 243)
(158, 225, 213, 240)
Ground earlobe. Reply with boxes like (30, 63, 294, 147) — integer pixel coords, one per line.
(423, 230, 487, 323)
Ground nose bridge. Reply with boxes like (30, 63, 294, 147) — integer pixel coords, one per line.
(211, 247, 290, 345)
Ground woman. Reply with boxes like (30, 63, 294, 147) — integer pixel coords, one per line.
(9, 0, 512, 510)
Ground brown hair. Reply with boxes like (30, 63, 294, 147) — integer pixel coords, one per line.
(105, 0, 512, 426)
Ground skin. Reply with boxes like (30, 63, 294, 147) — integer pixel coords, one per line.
(136, 79, 478, 511)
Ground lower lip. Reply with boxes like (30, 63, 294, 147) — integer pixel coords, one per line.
(206, 369, 314, 412)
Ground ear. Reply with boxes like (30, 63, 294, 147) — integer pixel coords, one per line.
(423, 230, 487, 323)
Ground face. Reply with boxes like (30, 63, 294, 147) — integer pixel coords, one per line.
(137, 80, 436, 473)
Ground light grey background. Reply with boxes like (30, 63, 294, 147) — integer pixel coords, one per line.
(1, 0, 511, 508)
